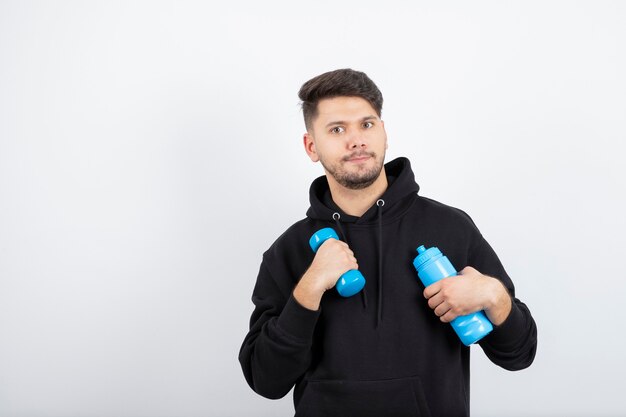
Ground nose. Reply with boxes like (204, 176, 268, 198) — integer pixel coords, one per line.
(346, 130, 366, 149)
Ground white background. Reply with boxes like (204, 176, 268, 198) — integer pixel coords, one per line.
(1, 1, 625, 416)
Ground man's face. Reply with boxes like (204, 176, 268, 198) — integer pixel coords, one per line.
(304, 96, 388, 190)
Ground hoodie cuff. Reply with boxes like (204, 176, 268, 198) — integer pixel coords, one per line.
(276, 294, 321, 342)
(485, 301, 526, 347)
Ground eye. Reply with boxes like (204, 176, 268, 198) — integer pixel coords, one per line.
(363, 121, 374, 129)
(330, 126, 345, 134)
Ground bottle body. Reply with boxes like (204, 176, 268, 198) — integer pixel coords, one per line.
(309, 228, 365, 297)
(413, 245, 493, 346)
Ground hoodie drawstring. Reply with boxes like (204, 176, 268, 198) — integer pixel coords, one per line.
(332, 199, 385, 326)
(376, 199, 385, 327)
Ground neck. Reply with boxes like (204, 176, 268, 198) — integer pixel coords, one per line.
(327, 168, 388, 217)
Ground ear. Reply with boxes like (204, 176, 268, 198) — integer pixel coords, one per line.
(303, 132, 320, 162)
(381, 120, 388, 150)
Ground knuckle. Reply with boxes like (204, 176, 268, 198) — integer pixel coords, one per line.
(452, 306, 465, 316)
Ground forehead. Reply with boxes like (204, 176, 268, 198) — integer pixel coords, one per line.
(315, 96, 378, 124)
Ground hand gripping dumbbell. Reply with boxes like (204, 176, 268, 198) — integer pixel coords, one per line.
(308, 227, 366, 297)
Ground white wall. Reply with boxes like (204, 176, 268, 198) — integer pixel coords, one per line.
(1, 1, 625, 416)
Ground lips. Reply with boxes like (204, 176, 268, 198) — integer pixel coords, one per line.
(344, 152, 374, 162)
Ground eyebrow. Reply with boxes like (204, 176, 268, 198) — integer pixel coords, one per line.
(324, 115, 378, 129)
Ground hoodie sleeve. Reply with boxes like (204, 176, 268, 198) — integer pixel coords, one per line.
(470, 235, 538, 371)
(238, 260, 320, 399)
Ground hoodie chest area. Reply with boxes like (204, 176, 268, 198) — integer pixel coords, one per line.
(339, 223, 422, 285)
(319, 223, 431, 322)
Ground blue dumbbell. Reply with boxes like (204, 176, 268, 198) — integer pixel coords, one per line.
(308, 227, 366, 297)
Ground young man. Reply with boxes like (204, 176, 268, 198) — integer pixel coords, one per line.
(239, 69, 537, 417)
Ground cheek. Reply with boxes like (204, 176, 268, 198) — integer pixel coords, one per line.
(317, 140, 342, 157)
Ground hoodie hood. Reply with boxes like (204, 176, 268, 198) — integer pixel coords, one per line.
(306, 157, 420, 224)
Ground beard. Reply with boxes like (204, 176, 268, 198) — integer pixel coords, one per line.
(320, 150, 385, 190)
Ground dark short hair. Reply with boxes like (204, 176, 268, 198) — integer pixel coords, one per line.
(298, 68, 383, 131)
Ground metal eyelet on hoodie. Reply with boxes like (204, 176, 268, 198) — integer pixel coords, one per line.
(332, 212, 346, 241)
(376, 199, 385, 207)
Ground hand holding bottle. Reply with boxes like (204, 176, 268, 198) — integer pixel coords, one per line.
(423, 266, 507, 324)
(413, 245, 494, 345)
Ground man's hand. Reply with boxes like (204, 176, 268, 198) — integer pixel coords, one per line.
(423, 266, 512, 326)
(293, 239, 358, 311)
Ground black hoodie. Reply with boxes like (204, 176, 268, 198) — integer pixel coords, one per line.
(239, 157, 537, 417)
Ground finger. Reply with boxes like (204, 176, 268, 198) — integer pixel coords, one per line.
(434, 302, 450, 318)
(324, 239, 349, 250)
(345, 253, 358, 269)
(348, 257, 358, 269)
(427, 293, 444, 310)
(423, 282, 441, 299)
(440, 309, 457, 323)
(343, 249, 357, 262)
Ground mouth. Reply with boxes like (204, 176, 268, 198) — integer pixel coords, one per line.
(344, 153, 374, 163)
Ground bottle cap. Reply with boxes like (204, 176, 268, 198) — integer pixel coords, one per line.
(413, 245, 442, 270)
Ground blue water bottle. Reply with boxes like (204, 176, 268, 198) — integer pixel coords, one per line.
(412, 245, 493, 345)
(309, 228, 366, 297)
